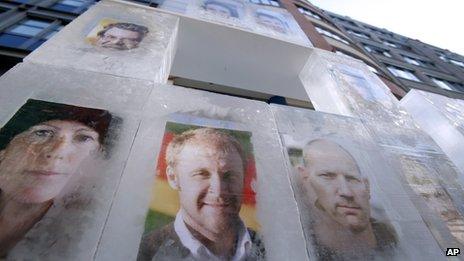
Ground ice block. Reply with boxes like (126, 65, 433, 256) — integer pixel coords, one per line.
(0, 62, 154, 260)
(25, 0, 179, 83)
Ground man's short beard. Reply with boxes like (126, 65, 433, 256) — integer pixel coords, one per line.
(314, 198, 368, 234)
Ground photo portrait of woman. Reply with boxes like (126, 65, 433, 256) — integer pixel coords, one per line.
(0, 99, 113, 257)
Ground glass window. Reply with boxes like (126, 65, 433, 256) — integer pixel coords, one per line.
(23, 20, 52, 28)
(297, 6, 321, 20)
(439, 54, 448, 62)
(9, 25, 43, 36)
(363, 45, 372, 52)
(437, 54, 464, 68)
(60, 0, 86, 7)
(0, 18, 58, 50)
(382, 51, 392, 58)
(383, 41, 397, 48)
(249, 0, 280, 6)
(364, 44, 391, 57)
(450, 59, 464, 67)
(8, 19, 52, 37)
(334, 17, 357, 27)
(431, 77, 454, 91)
(368, 27, 392, 37)
(0, 33, 29, 48)
(52, 0, 91, 13)
(387, 66, 420, 82)
(315, 26, 350, 45)
(403, 56, 421, 66)
(346, 29, 369, 39)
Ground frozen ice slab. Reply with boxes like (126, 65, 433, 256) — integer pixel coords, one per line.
(159, 0, 311, 47)
(361, 121, 443, 155)
(383, 146, 464, 250)
(300, 51, 463, 248)
(299, 50, 405, 121)
(401, 89, 464, 175)
(270, 104, 444, 260)
(298, 50, 447, 152)
(94, 84, 308, 261)
(0, 62, 153, 260)
(25, 0, 179, 83)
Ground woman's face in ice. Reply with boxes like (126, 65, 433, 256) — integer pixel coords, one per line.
(0, 120, 100, 203)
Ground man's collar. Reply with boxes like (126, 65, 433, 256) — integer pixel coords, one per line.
(173, 209, 252, 260)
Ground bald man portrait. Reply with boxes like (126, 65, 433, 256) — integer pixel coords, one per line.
(297, 139, 397, 260)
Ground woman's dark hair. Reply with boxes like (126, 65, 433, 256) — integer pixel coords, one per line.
(0, 99, 113, 151)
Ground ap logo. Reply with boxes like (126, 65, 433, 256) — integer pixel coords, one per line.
(446, 248, 460, 256)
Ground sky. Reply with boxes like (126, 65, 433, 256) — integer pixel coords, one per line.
(308, 0, 464, 56)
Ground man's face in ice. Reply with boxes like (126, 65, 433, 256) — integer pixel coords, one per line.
(168, 137, 244, 236)
(300, 140, 371, 232)
(257, 14, 287, 34)
(0, 120, 100, 203)
(205, 3, 233, 18)
(96, 26, 142, 50)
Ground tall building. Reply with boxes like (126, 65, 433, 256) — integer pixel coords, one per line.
(325, 9, 464, 99)
(279, 0, 464, 99)
(1, 0, 462, 100)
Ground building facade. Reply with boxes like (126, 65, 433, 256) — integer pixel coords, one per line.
(0, 0, 464, 100)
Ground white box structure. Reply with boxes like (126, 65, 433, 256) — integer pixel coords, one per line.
(25, 0, 179, 83)
(401, 89, 464, 175)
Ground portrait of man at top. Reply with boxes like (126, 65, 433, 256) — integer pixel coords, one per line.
(138, 127, 265, 261)
(95, 22, 149, 51)
(202, 0, 240, 19)
(297, 139, 397, 260)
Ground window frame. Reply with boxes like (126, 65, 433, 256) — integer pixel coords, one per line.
(296, 5, 321, 20)
(429, 76, 464, 92)
(386, 66, 421, 82)
(346, 29, 369, 39)
(50, 0, 94, 14)
(248, 0, 280, 7)
(0, 15, 64, 51)
(315, 26, 350, 45)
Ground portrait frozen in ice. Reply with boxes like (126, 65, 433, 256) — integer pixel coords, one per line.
(137, 120, 265, 261)
(0, 99, 114, 257)
(86, 19, 149, 51)
(254, 8, 289, 35)
(201, 0, 242, 19)
(287, 138, 397, 260)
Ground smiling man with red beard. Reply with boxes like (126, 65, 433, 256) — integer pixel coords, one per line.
(298, 139, 397, 260)
(138, 128, 265, 261)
